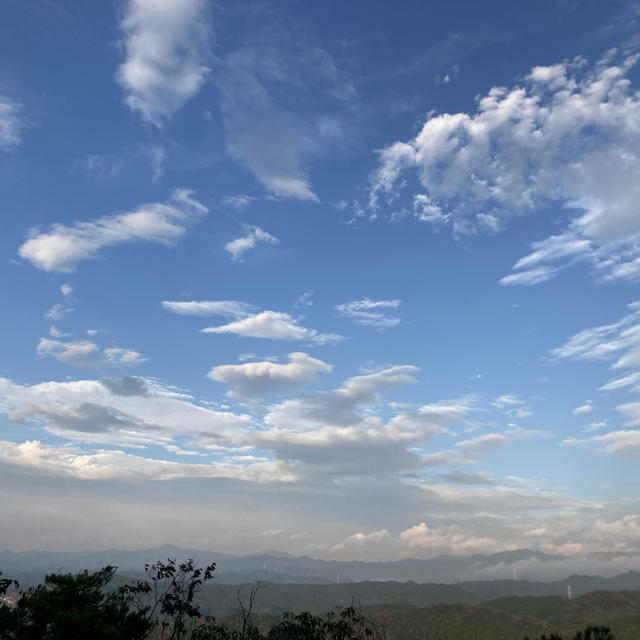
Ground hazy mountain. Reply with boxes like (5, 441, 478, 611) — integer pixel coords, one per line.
(0, 546, 564, 584)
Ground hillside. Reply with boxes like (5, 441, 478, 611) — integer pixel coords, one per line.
(179, 573, 640, 616)
(362, 590, 640, 640)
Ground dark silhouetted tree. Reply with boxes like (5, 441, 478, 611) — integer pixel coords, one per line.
(126, 556, 216, 639)
(1, 566, 151, 640)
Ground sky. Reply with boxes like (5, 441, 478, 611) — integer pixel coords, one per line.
(2, 0, 640, 569)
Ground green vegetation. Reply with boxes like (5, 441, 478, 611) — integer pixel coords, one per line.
(0, 566, 152, 640)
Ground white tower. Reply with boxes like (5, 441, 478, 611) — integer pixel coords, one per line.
(567, 585, 572, 600)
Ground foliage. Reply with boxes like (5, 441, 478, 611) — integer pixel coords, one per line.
(526, 626, 615, 640)
(126, 557, 216, 640)
(0, 566, 152, 640)
(191, 606, 379, 640)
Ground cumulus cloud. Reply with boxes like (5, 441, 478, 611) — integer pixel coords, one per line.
(100, 376, 148, 397)
(264, 365, 419, 431)
(19, 189, 207, 272)
(336, 298, 402, 328)
(370, 54, 640, 285)
(36, 337, 147, 369)
(253, 395, 463, 478)
(254, 424, 428, 476)
(398, 522, 499, 554)
(202, 310, 341, 344)
(208, 352, 332, 399)
(116, 0, 210, 126)
(0, 96, 27, 150)
(225, 225, 279, 261)
(0, 376, 251, 449)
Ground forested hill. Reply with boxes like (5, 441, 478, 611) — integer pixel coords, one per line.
(185, 574, 640, 616)
(215, 591, 640, 640)
(360, 590, 640, 640)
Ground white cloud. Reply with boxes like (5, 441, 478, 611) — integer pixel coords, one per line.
(564, 430, 640, 460)
(398, 522, 498, 554)
(162, 299, 254, 318)
(600, 371, 640, 392)
(0, 96, 27, 151)
(336, 298, 402, 329)
(202, 310, 341, 344)
(60, 284, 73, 296)
(208, 352, 332, 399)
(48, 326, 68, 339)
(421, 428, 541, 466)
(0, 376, 252, 448)
(45, 303, 74, 322)
(436, 470, 497, 485)
(0, 440, 293, 482)
(225, 225, 279, 261)
(370, 54, 640, 285)
(491, 394, 534, 420)
(263, 365, 419, 431)
(216, 49, 319, 200)
(492, 394, 524, 408)
(499, 265, 559, 287)
(19, 189, 207, 272)
(214, 35, 354, 200)
(551, 301, 640, 370)
(221, 194, 256, 210)
(103, 347, 147, 367)
(36, 338, 147, 369)
(116, 0, 210, 126)
(573, 401, 594, 415)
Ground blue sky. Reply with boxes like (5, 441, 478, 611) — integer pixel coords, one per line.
(2, 0, 640, 569)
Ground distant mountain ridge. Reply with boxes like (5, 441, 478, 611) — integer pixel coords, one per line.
(0, 546, 564, 584)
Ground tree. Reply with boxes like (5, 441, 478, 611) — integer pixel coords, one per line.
(0, 572, 20, 640)
(267, 607, 379, 640)
(525, 628, 615, 640)
(126, 557, 216, 640)
(1, 566, 152, 640)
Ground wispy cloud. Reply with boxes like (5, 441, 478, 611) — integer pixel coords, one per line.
(19, 189, 207, 272)
(551, 301, 640, 370)
(0, 96, 27, 151)
(336, 298, 402, 328)
(221, 194, 256, 211)
(116, 0, 210, 127)
(162, 300, 254, 318)
(214, 28, 355, 200)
